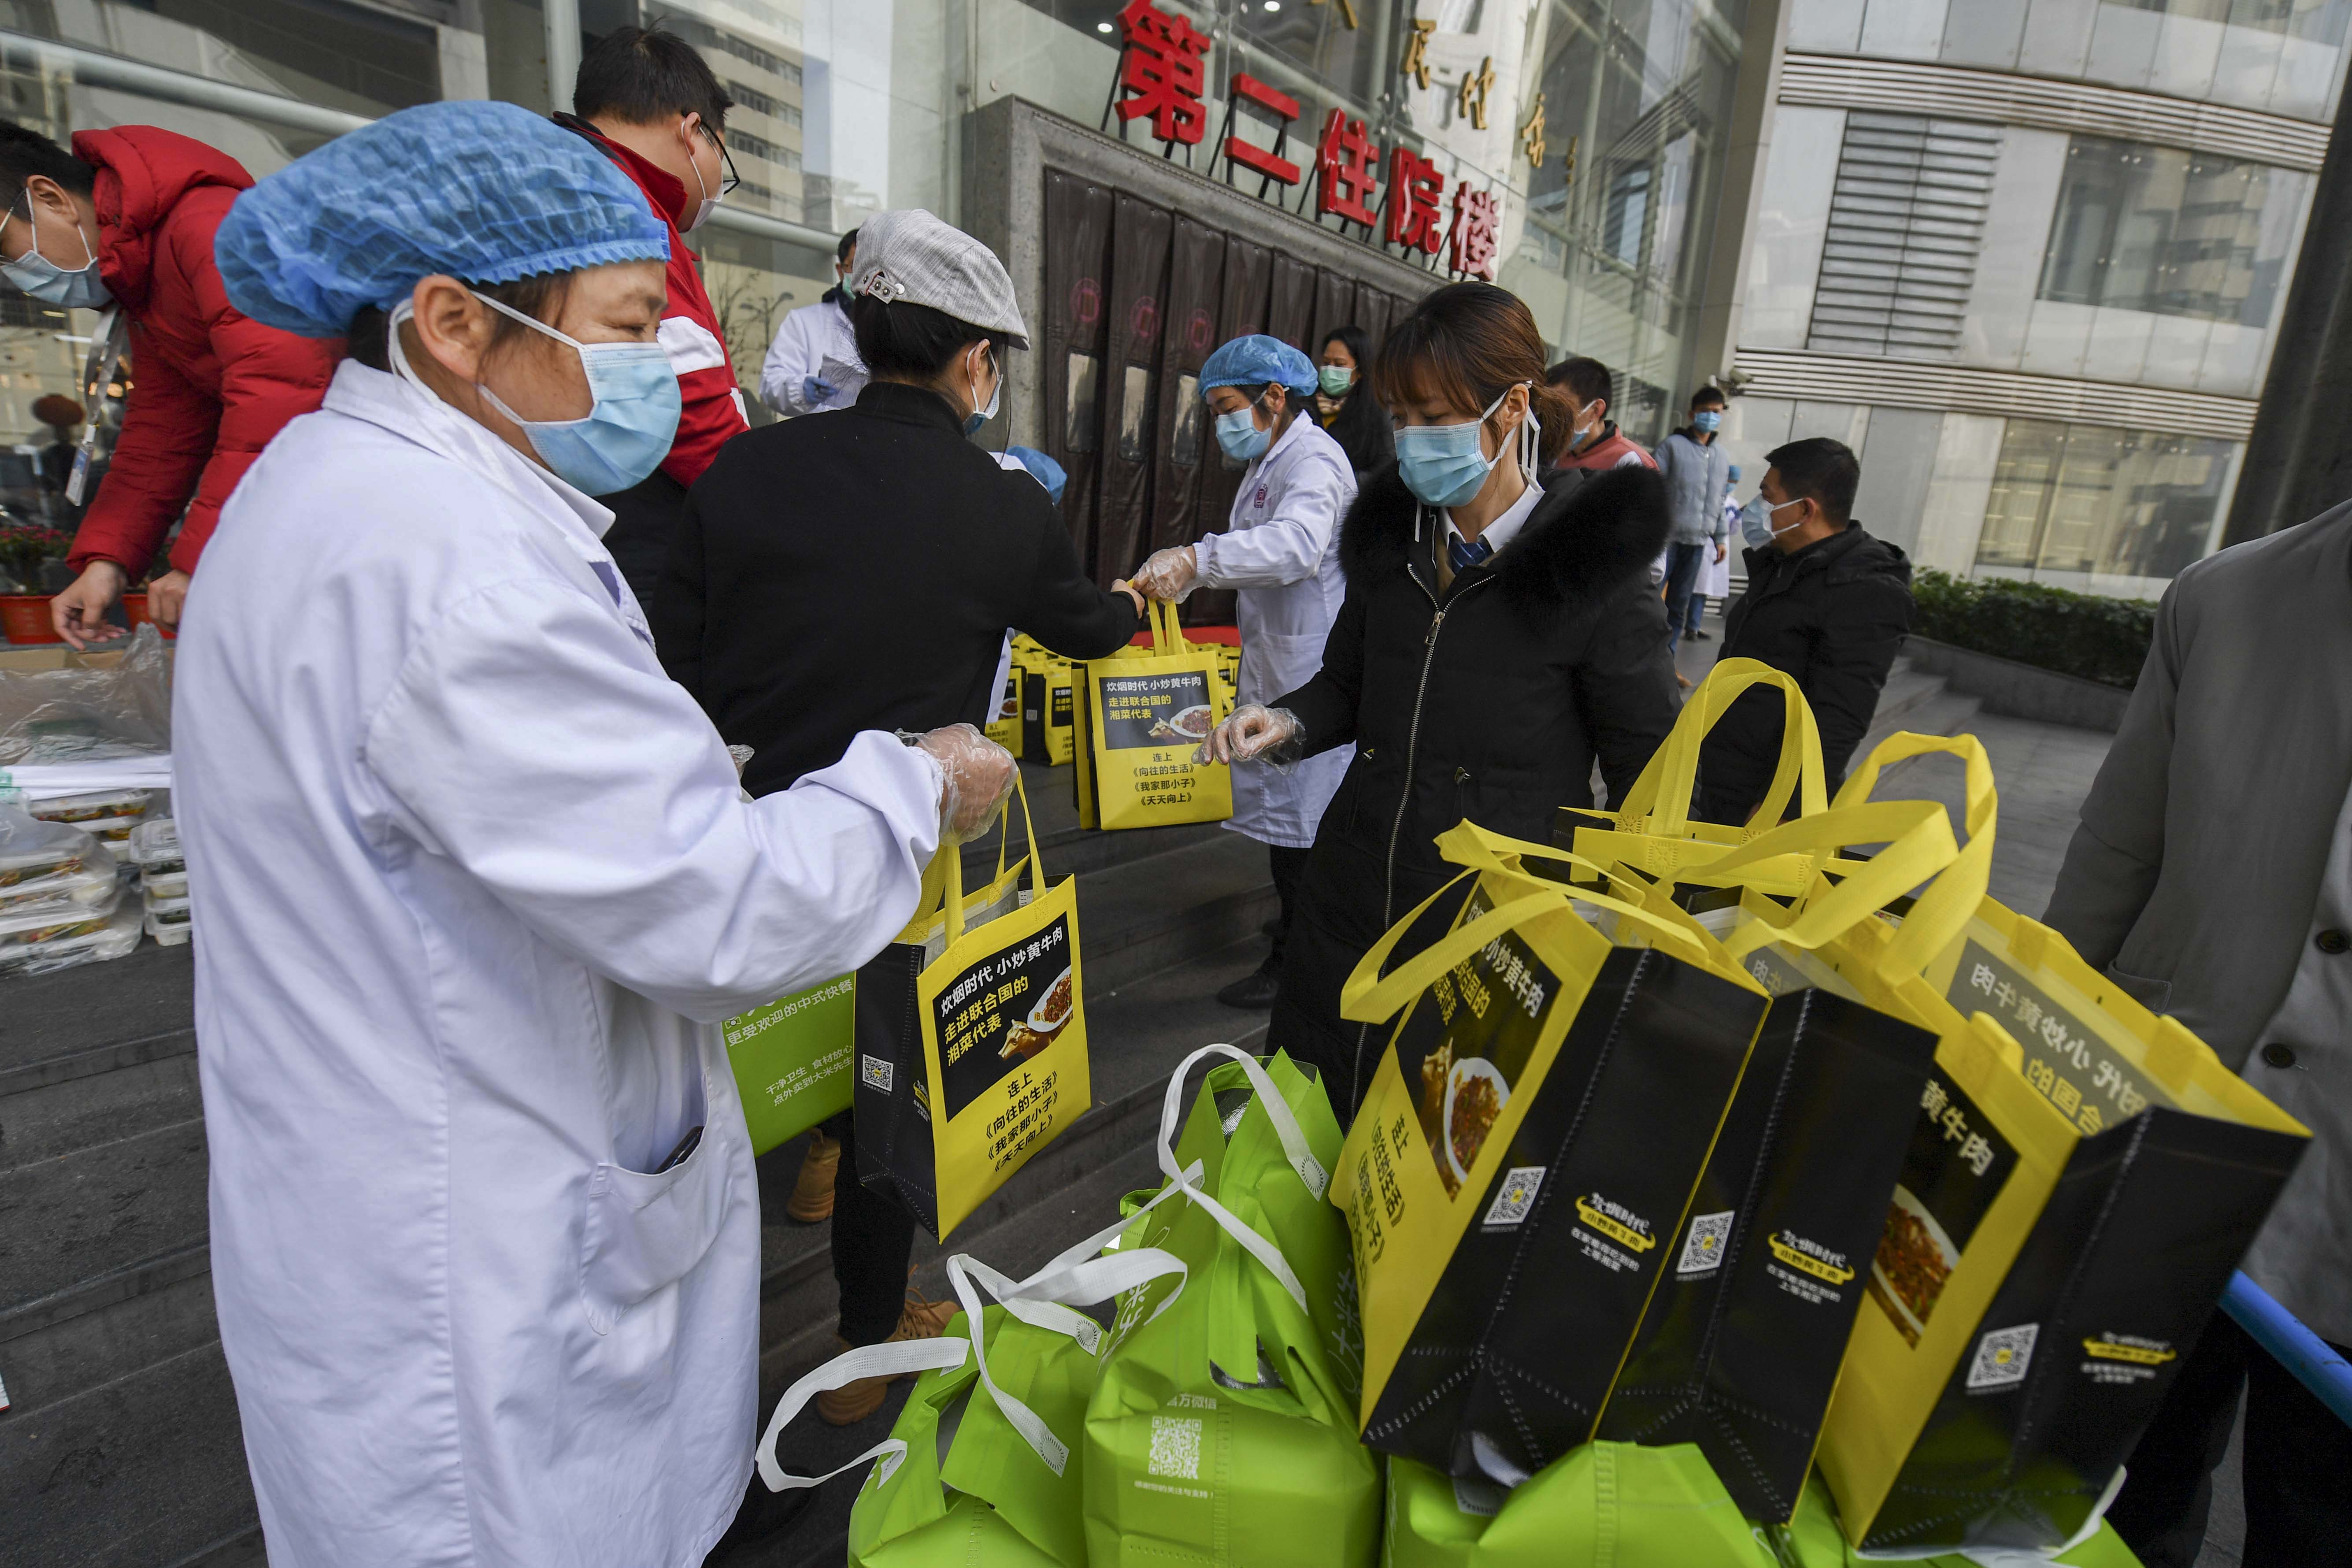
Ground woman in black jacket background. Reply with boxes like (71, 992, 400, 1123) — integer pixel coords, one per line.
(1314, 324, 1394, 483)
(1202, 283, 1679, 1115)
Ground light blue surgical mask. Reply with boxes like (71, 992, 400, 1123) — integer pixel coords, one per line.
(1394, 386, 1525, 509)
(1693, 408, 1722, 433)
(396, 292, 681, 497)
(1215, 404, 1271, 462)
(1741, 495, 1806, 548)
(963, 342, 1000, 437)
(0, 195, 111, 310)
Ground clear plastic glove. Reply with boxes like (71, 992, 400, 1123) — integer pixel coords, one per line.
(803, 374, 837, 405)
(913, 722, 1017, 844)
(1195, 704, 1304, 767)
(1130, 545, 1198, 603)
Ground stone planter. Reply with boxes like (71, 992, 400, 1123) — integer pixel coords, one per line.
(1902, 635, 2132, 733)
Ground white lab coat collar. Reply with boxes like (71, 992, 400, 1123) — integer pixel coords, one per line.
(1444, 474, 1546, 558)
(1243, 404, 1315, 483)
(322, 358, 618, 541)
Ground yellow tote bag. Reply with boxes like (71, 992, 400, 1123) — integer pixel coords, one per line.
(852, 777, 1092, 1238)
(1019, 638, 1077, 767)
(1565, 659, 1871, 898)
(1704, 734, 2309, 1554)
(1074, 600, 1232, 830)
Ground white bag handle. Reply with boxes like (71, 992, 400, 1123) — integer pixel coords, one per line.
(945, 1244, 1190, 1477)
(1158, 1043, 1327, 1200)
(755, 1337, 971, 1492)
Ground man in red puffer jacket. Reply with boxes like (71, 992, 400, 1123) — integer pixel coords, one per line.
(0, 121, 338, 647)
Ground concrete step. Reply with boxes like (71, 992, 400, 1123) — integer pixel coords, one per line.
(1859, 688, 1984, 764)
(1867, 657, 1948, 732)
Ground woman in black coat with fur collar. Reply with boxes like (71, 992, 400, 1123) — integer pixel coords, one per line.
(1201, 283, 1679, 1116)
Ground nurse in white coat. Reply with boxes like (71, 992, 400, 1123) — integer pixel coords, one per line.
(759, 226, 863, 415)
(1131, 335, 1356, 1009)
(191, 103, 1013, 1568)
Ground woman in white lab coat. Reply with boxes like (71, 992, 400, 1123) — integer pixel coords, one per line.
(1132, 334, 1356, 1009)
(185, 102, 1011, 1568)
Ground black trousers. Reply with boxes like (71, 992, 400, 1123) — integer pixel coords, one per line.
(818, 1109, 916, 1346)
(1267, 844, 1311, 964)
(2108, 1313, 2352, 1567)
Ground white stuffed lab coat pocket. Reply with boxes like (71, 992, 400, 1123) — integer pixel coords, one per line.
(580, 1125, 735, 1335)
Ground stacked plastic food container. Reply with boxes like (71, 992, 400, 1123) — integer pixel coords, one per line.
(0, 796, 140, 975)
(129, 816, 189, 946)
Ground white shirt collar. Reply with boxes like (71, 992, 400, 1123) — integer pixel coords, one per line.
(1443, 476, 1545, 558)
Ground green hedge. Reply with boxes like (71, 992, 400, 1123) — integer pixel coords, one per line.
(1910, 569, 2155, 690)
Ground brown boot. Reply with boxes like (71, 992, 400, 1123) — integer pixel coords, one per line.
(813, 1287, 961, 1426)
(785, 1131, 839, 1223)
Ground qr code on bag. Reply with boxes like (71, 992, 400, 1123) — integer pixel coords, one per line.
(1967, 1323, 2040, 1392)
(1677, 1211, 1736, 1276)
(861, 1054, 893, 1093)
(1481, 1167, 1546, 1228)
(1147, 1415, 1202, 1479)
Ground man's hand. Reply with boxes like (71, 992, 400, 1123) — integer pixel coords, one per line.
(1197, 704, 1303, 765)
(148, 570, 190, 630)
(50, 560, 128, 650)
(1714, 541, 1727, 564)
(1110, 579, 1146, 619)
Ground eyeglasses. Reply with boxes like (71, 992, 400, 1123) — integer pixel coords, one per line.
(697, 122, 742, 199)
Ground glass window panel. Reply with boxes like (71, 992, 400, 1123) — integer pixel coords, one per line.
(1066, 353, 1101, 453)
(2099, 432, 2237, 577)
(2038, 134, 2291, 327)
(1170, 374, 1203, 468)
(1975, 419, 2065, 568)
(2037, 424, 2129, 573)
(1117, 364, 1154, 463)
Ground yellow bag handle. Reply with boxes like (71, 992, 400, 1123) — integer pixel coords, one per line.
(1338, 823, 1741, 1024)
(942, 771, 1046, 947)
(1147, 598, 1186, 656)
(1611, 659, 1829, 835)
(1830, 731, 1999, 984)
(1666, 795, 1961, 965)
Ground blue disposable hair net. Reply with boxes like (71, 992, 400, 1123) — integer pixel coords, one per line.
(1200, 334, 1318, 399)
(216, 100, 671, 339)
(1007, 444, 1067, 504)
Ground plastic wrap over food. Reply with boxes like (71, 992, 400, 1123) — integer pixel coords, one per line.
(1, 894, 142, 975)
(0, 800, 115, 906)
(128, 816, 182, 873)
(0, 623, 173, 765)
(0, 877, 126, 946)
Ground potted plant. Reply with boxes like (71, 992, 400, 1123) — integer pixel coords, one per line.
(0, 521, 72, 643)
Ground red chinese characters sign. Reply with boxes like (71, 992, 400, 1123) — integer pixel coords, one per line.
(1314, 109, 1381, 229)
(1106, 6, 1505, 281)
(1114, 0, 1211, 145)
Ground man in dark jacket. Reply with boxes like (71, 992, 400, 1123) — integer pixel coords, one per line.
(0, 122, 339, 645)
(1697, 437, 1912, 823)
(1267, 464, 1679, 1112)
(652, 208, 1140, 1431)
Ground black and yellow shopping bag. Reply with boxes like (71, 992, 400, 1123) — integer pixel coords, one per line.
(854, 777, 1091, 1238)
(1326, 821, 1770, 1484)
(1020, 640, 1077, 767)
(1072, 600, 1231, 830)
(1712, 734, 2309, 1553)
